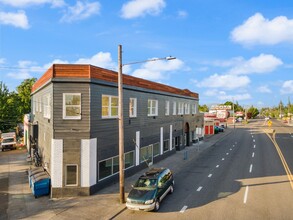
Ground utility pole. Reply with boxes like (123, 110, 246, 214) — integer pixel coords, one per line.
(118, 45, 125, 204)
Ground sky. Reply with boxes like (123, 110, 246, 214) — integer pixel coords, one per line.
(0, 0, 293, 108)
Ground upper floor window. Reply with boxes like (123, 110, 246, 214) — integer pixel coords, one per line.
(43, 94, 51, 119)
(191, 103, 197, 114)
(148, 99, 158, 116)
(63, 93, 81, 120)
(178, 102, 184, 115)
(102, 95, 118, 118)
(129, 98, 137, 118)
(184, 103, 190, 114)
(173, 102, 176, 115)
(165, 101, 170, 116)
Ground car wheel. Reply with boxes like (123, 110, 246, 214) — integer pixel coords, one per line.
(154, 200, 160, 212)
(169, 184, 174, 194)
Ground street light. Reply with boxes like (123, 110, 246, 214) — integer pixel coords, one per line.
(118, 45, 176, 203)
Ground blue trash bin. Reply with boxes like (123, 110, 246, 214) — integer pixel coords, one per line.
(31, 173, 50, 198)
(28, 167, 44, 188)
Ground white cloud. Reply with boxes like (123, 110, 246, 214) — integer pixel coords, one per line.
(0, 58, 5, 64)
(280, 80, 293, 94)
(231, 13, 293, 46)
(198, 74, 250, 90)
(0, 0, 65, 8)
(131, 58, 183, 81)
(218, 92, 252, 101)
(121, 0, 166, 19)
(257, 85, 272, 93)
(228, 54, 282, 75)
(75, 52, 116, 70)
(60, 1, 101, 23)
(0, 10, 29, 29)
(177, 10, 188, 19)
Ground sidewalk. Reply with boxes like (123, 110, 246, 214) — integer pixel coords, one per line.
(4, 128, 232, 220)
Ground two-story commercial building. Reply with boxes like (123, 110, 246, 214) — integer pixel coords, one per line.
(30, 64, 203, 197)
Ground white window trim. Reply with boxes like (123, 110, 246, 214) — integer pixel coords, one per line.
(173, 101, 176, 115)
(65, 164, 78, 186)
(43, 93, 51, 119)
(185, 103, 190, 114)
(178, 102, 184, 115)
(63, 93, 81, 120)
(102, 95, 118, 119)
(129, 98, 137, 118)
(165, 101, 170, 116)
(148, 99, 158, 116)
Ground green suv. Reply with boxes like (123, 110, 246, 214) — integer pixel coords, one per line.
(126, 167, 174, 211)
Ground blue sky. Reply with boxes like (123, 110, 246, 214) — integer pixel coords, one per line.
(0, 0, 293, 108)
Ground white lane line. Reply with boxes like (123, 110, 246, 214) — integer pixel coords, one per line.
(216, 165, 220, 168)
(243, 186, 249, 204)
(230, 148, 232, 151)
(226, 153, 229, 155)
(208, 174, 212, 178)
(252, 152, 255, 158)
(254, 144, 256, 149)
(197, 186, 203, 192)
(180, 206, 188, 213)
(252, 135, 254, 138)
(249, 164, 253, 173)
(253, 139, 255, 142)
(222, 158, 225, 161)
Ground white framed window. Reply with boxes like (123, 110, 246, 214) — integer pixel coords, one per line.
(32, 97, 36, 115)
(148, 99, 158, 116)
(184, 103, 190, 114)
(129, 98, 137, 118)
(165, 101, 170, 116)
(124, 151, 134, 169)
(63, 93, 81, 119)
(102, 95, 118, 118)
(192, 103, 197, 114)
(66, 164, 78, 186)
(178, 102, 184, 115)
(43, 94, 51, 119)
(163, 139, 169, 152)
(173, 101, 176, 115)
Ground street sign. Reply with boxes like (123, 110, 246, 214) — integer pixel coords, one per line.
(268, 120, 272, 127)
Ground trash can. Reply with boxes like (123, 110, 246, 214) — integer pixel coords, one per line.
(28, 167, 44, 187)
(31, 173, 50, 198)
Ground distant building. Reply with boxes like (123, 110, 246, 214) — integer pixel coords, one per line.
(30, 64, 203, 197)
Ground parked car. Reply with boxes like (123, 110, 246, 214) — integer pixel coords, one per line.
(216, 126, 224, 132)
(126, 167, 174, 211)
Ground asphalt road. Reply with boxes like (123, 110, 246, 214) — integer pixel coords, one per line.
(117, 120, 293, 220)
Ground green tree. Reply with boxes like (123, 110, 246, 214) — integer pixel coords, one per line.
(199, 104, 209, 112)
(16, 78, 37, 114)
(247, 106, 259, 119)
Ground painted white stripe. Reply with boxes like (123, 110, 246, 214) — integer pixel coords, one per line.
(253, 144, 256, 149)
(252, 135, 254, 138)
(253, 139, 255, 142)
(180, 206, 188, 213)
(197, 186, 203, 192)
(216, 165, 220, 168)
(233, 145, 235, 147)
(252, 152, 255, 158)
(243, 186, 249, 204)
(222, 158, 225, 161)
(230, 148, 232, 151)
(208, 174, 212, 178)
(226, 153, 229, 155)
(249, 164, 253, 173)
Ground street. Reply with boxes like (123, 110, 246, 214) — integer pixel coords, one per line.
(116, 119, 293, 220)
(0, 119, 292, 220)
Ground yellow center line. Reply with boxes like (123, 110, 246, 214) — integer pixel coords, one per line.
(266, 131, 293, 190)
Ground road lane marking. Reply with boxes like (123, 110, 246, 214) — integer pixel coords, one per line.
(253, 144, 256, 149)
(226, 153, 229, 155)
(252, 152, 255, 158)
(266, 132, 293, 190)
(230, 148, 232, 151)
(222, 158, 225, 161)
(249, 164, 253, 173)
(253, 139, 255, 142)
(180, 206, 188, 213)
(216, 165, 220, 168)
(208, 174, 212, 178)
(197, 186, 203, 192)
(243, 186, 249, 204)
(233, 145, 235, 147)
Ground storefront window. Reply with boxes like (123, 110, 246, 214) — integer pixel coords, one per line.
(66, 164, 78, 186)
(153, 143, 160, 157)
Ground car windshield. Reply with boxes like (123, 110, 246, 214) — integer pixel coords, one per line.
(134, 178, 157, 189)
(2, 138, 14, 143)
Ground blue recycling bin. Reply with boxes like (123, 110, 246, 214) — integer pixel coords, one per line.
(31, 173, 50, 198)
(28, 167, 44, 188)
